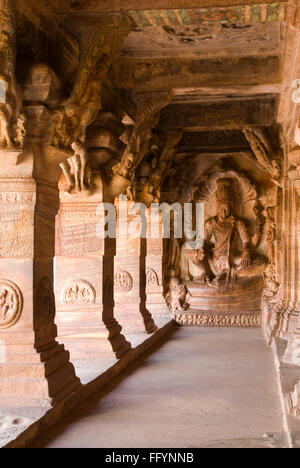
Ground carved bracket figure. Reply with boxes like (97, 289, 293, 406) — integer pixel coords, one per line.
(111, 91, 174, 197)
(50, 14, 133, 150)
(0, 0, 26, 159)
(59, 140, 92, 194)
(243, 127, 281, 183)
(132, 130, 183, 205)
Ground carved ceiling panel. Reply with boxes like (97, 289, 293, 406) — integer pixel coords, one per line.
(41, 1, 287, 23)
(121, 21, 283, 58)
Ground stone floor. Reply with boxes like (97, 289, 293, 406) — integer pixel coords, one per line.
(31, 327, 289, 448)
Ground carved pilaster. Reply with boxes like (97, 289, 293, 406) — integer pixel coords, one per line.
(114, 198, 157, 345)
(146, 207, 171, 327)
(271, 168, 300, 340)
(0, 177, 81, 407)
(55, 171, 131, 363)
(281, 166, 300, 361)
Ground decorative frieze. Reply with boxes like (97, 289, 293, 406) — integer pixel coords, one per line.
(174, 312, 261, 328)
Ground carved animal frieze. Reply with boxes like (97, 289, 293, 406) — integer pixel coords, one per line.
(0, 279, 23, 329)
(174, 312, 261, 328)
(114, 271, 133, 293)
(62, 280, 96, 305)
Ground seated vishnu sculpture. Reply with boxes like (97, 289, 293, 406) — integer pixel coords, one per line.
(181, 178, 266, 288)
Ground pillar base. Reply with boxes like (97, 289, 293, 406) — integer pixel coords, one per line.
(56, 308, 131, 361)
(0, 342, 80, 408)
(282, 326, 300, 365)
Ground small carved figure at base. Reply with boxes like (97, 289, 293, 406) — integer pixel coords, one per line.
(166, 277, 189, 313)
(263, 264, 280, 302)
(13, 114, 26, 148)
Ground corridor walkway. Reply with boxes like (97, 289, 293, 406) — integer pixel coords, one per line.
(32, 327, 288, 448)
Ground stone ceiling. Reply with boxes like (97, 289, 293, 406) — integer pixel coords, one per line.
(21, 0, 292, 156)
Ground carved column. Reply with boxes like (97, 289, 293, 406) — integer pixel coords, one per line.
(55, 170, 131, 362)
(271, 172, 300, 340)
(146, 207, 170, 327)
(281, 173, 300, 361)
(0, 160, 80, 408)
(0, 0, 81, 406)
(114, 197, 157, 345)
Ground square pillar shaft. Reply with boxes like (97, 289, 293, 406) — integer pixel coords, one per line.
(55, 173, 131, 360)
(0, 177, 80, 407)
(114, 198, 157, 344)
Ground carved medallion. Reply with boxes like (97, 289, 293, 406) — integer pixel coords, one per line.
(62, 280, 96, 305)
(146, 269, 159, 287)
(114, 271, 133, 292)
(0, 280, 23, 329)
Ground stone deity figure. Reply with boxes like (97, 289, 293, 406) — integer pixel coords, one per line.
(181, 178, 264, 287)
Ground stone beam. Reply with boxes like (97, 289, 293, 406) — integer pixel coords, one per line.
(112, 55, 282, 92)
(46, 1, 287, 15)
(159, 96, 276, 131)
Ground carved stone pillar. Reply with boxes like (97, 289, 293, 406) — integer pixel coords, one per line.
(281, 173, 300, 361)
(55, 171, 131, 362)
(0, 173, 80, 407)
(114, 198, 157, 345)
(146, 207, 170, 327)
(271, 173, 300, 340)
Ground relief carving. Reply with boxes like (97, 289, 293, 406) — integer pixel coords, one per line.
(0, 210, 33, 258)
(62, 280, 96, 305)
(114, 271, 133, 292)
(146, 269, 159, 287)
(0, 279, 23, 329)
(182, 178, 266, 288)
